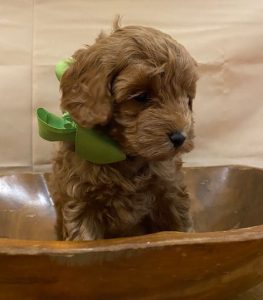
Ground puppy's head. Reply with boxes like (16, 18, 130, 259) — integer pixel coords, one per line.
(61, 21, 198, 161)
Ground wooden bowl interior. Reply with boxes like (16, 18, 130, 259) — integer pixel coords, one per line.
(0, 166, 262, 240)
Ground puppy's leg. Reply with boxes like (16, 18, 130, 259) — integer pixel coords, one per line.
(148, 188, 192, 233)
(148, 161, 193, 233)
(167, 192, 193, 232)
(61, 199, 104, 241)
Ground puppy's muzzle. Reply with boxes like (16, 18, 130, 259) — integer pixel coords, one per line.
(168, 131, 186, 147)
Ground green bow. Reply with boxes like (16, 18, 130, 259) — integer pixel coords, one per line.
(36, 59, 126, 164)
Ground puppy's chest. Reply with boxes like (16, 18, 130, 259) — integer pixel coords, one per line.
(95, 172, 166, 217)
(94, 173, 162, 231)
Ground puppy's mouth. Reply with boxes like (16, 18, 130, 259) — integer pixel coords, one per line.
(127, 137, 193, 162)
(109, 125, 194, 162)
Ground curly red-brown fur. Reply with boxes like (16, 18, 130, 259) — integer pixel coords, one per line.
(49, 20, 198, 241)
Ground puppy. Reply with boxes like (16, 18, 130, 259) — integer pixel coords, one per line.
(49, 19, 198, 241)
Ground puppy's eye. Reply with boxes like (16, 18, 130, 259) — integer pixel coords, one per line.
(187, 95, 193, 111)
(133, 92, 150, 104)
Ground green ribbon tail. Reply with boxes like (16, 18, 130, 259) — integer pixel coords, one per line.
(75, 126, 126, 164)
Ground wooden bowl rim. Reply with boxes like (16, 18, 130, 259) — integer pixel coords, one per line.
(1, 225, 263, 255)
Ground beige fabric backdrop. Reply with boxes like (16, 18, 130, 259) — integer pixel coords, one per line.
(0, 0, 262, 172)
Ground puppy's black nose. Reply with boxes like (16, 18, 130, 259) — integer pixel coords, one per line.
(168, 131, 186, 147)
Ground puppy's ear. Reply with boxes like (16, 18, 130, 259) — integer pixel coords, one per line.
(60, 46, 112, 128)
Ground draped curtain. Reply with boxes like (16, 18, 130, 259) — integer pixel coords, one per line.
(0, 0, 262, 172)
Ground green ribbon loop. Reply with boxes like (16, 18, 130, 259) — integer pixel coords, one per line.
(37, 108, 76, 142)
(55, 58, 75, 81)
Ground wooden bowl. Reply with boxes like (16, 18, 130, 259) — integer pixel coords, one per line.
(0, 166, 263, 300)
